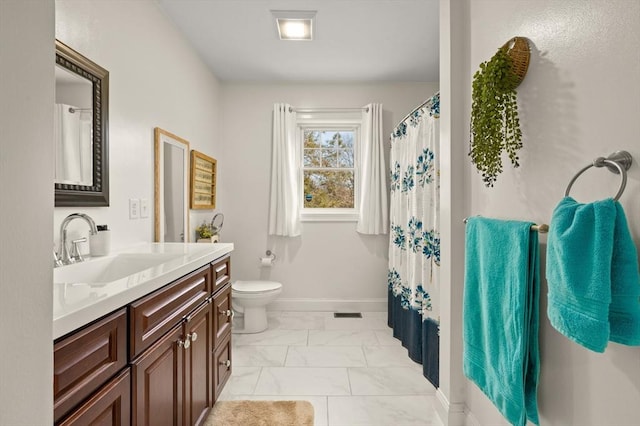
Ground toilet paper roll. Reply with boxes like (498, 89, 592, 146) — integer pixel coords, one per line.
(260, 257, 273, 267)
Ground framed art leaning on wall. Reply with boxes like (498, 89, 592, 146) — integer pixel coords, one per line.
(190, 150, 217, 209)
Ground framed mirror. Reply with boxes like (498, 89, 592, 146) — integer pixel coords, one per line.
(154, 128, 190, 242)
(55, 40, 109, 206)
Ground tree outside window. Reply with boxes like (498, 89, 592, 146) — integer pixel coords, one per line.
(303, 130, 355, 208)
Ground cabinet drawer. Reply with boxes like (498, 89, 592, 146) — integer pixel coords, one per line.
(57, 368, 131, 426)
(212, 284, 232, 346)
(54, 308, 127, 423)
(211, 255, 231, 294)
(212, 332, 232, 402)
(129, 265, 210, 359)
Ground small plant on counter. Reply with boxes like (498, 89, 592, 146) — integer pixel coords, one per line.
(470, 46, 523, 187)
(196, 222, 213, 240)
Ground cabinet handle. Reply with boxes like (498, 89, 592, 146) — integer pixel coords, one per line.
(188, 332, 198, 342)
(177, 338, 191, 349)
(219, 359, 231, 368)
(219, 309, 232, 317)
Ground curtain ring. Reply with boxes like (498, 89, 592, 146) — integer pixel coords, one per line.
(564, 159, 627, 201)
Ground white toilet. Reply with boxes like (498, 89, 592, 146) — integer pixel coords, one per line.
(231, 281, 282, 334)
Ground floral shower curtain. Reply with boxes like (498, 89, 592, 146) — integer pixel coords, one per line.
(388, 93, 440, 387)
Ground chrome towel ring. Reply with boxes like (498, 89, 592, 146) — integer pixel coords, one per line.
(564, 151, 633, 201)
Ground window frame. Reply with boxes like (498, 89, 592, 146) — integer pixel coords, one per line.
(297, 114, 362, 222)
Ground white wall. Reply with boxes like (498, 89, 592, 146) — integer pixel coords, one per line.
(450, 1, 640, 425)
(0, 1, 54, 424)
(218, 83, 438, 310)
(54, 0, 222, 249)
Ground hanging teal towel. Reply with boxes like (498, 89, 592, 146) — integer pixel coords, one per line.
(546, 197, 640, 352)
(463, 217, 540, 426)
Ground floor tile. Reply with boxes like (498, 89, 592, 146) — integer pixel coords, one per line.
(363, 345, 424, 370)
(285, 346, 367, 367)
(348, 367, 436, 395)
(269, 313, 326, 330)
(223, 366, 262, 395)
(324, 316, 389, 330)
(308, 330, 379, 346)
(254, 367, 351, 395)
(232, 345, 288, 367)
(233, 329, 308, 346)
(328, 395, 435, 425)
(374, 329, 404, 346)
(219, 395, 328, 426)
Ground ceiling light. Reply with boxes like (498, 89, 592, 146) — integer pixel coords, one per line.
(272, 10, 316, 41)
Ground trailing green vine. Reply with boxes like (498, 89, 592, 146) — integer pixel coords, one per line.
(470, 46, 523, 187)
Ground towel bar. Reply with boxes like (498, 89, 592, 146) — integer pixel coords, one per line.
(463, 218, 549, 233)
(564, 151, 632, 201)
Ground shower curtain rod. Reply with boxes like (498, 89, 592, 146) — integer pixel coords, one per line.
(289, 106, 369, 113)
(396, 94, 439, 127)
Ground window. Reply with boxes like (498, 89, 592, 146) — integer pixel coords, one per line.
(297, 114, 361, 221)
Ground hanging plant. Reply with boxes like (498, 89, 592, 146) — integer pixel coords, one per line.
(470, 37, 529, 187)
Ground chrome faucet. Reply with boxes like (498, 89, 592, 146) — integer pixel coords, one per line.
(56, 213, 98, 266)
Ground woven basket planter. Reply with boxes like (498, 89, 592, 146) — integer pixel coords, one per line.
(502, 36, 530, 88)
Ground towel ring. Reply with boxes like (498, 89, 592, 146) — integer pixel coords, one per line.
(564, 151, 632, 201)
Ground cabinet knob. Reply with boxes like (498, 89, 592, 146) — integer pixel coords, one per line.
(177, 338, 191, 349)
(219, 309, 232, 317)
(219, 359, 231, 368)
(188, 332, 198, 342)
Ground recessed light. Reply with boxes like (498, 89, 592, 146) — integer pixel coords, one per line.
(272, 10, 316, 41)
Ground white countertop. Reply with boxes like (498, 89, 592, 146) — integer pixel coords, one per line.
(53, 242, 234, 340)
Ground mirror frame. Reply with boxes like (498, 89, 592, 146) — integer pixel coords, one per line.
(55, 39, 109, 206)
(154, 127, 190, 242)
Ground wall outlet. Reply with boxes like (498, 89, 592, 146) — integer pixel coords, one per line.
(129, 198, 140, 219)
(140, 198, 149, 218)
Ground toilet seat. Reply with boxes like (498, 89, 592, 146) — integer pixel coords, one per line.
(232, 280, 282, 294)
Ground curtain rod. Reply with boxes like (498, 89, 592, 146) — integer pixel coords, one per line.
(68, 107, 92, 113)
(396, 94, 439, 126)
(289, 106, 369, 113)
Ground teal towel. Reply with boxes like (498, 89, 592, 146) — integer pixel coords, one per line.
(463, 217, 540, 426)
(546, 197, 640, 352)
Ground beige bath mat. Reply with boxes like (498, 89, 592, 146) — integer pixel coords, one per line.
(204, 400, 314, 426)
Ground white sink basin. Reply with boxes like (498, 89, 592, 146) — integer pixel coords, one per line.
(54, 253, 184, 284)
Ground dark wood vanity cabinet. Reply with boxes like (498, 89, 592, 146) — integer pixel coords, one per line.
(54, 254, 233, 426)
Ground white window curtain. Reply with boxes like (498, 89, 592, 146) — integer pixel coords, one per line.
(268, 103, 301, 237)
(357, 103, 388, 235)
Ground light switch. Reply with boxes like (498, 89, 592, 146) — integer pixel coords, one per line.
(129, 198, 140, 219)
(140, 198, 149, 218)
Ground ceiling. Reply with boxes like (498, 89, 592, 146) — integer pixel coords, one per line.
(155, 0, 439, 82)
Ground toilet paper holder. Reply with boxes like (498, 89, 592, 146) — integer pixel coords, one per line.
(259, 250, 277, 266)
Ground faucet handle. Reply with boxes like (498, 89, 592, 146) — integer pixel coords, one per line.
(70, 237, 87, 262)
(53, 249, 63, 267)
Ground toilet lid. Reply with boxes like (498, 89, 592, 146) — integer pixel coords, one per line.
(232, 280, 282, 293)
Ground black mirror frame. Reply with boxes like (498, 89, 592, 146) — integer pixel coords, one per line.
(55, 40, 109, 206)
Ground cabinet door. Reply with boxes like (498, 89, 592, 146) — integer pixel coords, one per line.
(131, 324, 184, 426)
(212, 285, 232, 347)
(212, 333, 232, 403)
(57, 368, 131, 426)
(54, 308, 127, 423)
(182, 301, 212, 426)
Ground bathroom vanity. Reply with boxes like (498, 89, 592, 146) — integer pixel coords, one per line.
(52, 243, 233, 426)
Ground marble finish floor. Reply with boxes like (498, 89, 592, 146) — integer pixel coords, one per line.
(219, 311, 437, 425)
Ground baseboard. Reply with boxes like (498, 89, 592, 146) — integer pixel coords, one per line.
(267, 298, 387, 312)
(434, 388, 466, 426)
